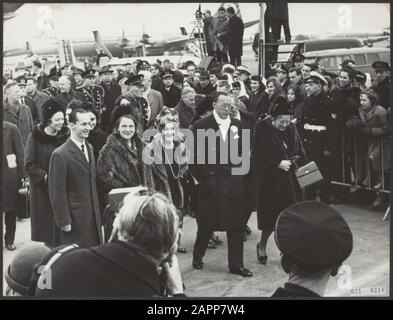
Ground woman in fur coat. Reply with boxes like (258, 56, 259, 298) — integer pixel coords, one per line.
(24, 100, 70, 246)
(143, 108, 189, 253)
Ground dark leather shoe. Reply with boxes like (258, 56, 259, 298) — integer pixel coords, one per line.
(211, 234, 223, 245)
(229, 267, 253, 277)
(192, 258, 204, 270)
(207, 239, 217, 249)
(177, 247, 187, 254)
(256, 244, 268, 265)
(5, 243, 16, 251)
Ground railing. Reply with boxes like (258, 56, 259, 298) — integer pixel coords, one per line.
(332, 129, 390, 194)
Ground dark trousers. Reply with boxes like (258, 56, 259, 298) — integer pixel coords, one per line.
(228, 51, 242, 68)
(193, 228, 244, 270)
(271, 19, 291, 43)
(215, 48, 228, 63)
(4, 211, 17, 244)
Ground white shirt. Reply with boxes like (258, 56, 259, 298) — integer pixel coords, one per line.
(213, 110, 231, 142)
(70, 137, 89, 162)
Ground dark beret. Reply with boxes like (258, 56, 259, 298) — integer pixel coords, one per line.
(275, 201, 353, 268)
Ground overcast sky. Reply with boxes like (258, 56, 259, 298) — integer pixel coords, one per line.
(3, 3, 390, 48)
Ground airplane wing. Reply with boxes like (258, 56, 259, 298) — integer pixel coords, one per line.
(3, 3, 24, 20)
(244, 19, 259, 29)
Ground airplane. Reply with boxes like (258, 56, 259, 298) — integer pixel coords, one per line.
(3, 3, 259, 60)
(3, 3, 24, 20)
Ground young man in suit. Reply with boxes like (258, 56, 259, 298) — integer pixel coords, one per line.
(48, 108, 103, 248)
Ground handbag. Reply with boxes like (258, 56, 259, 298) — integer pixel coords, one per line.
(17, 178, 30, 219)
(295, 161, 324, 189)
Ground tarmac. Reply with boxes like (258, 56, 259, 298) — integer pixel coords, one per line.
(3, 200, 390, 297)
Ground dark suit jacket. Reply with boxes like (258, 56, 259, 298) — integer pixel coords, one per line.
(190, 113, 249, 231)
(35, 241, 160, 297)
(48, 138, 103, 248)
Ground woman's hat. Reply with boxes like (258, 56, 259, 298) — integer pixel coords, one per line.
(42, 100, 65, 122)
(271, 96, 293, 117)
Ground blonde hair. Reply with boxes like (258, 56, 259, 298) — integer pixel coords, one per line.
(111, 189, 179, 263)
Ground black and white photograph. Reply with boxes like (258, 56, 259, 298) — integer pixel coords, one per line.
(2, 2, 390, 302)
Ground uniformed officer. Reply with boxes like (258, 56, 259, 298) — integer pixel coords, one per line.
(272, 201, 353, 297)
(77, 69, 105, 114)
(371, 61, 390, 111)
(159, 71, 181, 109)
(73, 67, 85, 89)
(42, 75, 61, 98)
(299, 71, 338, 204)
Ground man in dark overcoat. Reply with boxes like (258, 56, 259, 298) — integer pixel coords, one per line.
(226, 7, 244, 67)
(53, 76, 85, 111)
(298, 72, 338, 204)
(190, 92, 253, 277)
(2, 121, 25, 251)
(99, 66, 122, 132)
(160, 71, 181, 109)
(48, 108, 103, 248)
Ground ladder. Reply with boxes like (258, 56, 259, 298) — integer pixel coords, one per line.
(58, 39, 76, 66)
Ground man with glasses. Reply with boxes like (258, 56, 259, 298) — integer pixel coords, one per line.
(190, 92, 253, 277)
(299, 72, 338, 204)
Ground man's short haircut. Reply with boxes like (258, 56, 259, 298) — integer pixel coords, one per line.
(289, 67, 302, 76)
(213, 91, 229, 103)
(68, 108, 89, 124)
(226, 7, 235, 14)
(181, 86, 196, 97)
(218, 6, 226, 13)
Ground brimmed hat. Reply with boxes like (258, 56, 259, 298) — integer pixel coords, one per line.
(161, 70, 175, 79)
(275, 201, 353, 268)
(305, 71, 328, 85)
(199, 70, 210, 80)
(124, 74, 144, 86)
(236, 65, 252, 75)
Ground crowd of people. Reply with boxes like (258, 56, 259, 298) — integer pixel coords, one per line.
(2, 6, 390, 297)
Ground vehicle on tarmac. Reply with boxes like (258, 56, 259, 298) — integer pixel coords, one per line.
(304, 46, 390, 79)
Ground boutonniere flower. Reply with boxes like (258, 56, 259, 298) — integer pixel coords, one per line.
(230, 125, 239, 139)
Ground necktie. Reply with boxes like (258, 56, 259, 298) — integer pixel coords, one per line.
(81, 144, 89, 162)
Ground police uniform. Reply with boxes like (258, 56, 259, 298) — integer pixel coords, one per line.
(298, 72, 338, 204)
(76, 69, 105, 113)
(371, 61, 390, 111)
(42, 86, 61, 98)
(272, 201, 353, 297)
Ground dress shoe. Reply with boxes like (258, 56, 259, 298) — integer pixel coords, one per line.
(256, 244, 268, 265)
(207, 239, 217, 249)
(211, 234, 224, 245)
(229, 267, 253, 277)
(177, 247, 187, 254)
(244, 225, 252, 235)
(5, 243, 16, 251)
(192, 258, 204, 270)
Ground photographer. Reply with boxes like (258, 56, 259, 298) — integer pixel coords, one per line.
(35, 188, 185, 297)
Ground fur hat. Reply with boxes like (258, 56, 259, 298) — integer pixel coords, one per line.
(271, 96, 293, 117)
(41, 100, 65, 122)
